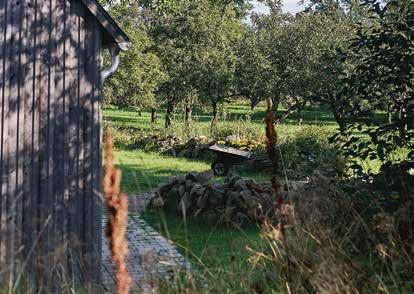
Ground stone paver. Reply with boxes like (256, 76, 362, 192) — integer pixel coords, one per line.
(102, 194, 190, 293)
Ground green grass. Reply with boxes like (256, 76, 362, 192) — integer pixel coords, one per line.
(104, 101, 409, 292)
(115, 149, 210, 194)
(141, 209, 262, 269)
(105, 101, 340, 273)
(106, 100, 341, 192)
(104, 100, 339, 140)
(106, 101, 339, 192)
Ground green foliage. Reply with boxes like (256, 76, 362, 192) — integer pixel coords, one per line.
(142, 0, 245, 128)
(102, 1, 166, 110)
(245, 0, 357, 124)
(280, 125, 346, 178)
(190, 0, 243, 104)
(334, 0, 414, 177)
(236, 27, 277, 108)
(140, 0, 179, 15)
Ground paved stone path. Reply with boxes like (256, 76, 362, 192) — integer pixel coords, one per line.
(101, 194, 190, 293)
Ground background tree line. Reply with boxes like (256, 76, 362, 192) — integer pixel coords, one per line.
(102, 0, 413, 178)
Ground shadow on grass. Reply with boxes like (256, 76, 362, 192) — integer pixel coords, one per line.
(105, 104, 343, 129)
(141, 208, 262, 269)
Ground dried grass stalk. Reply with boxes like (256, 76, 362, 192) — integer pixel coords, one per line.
(265, 98, 283, 204)
(265, 98, 296, 290)
(103, 134, 132, 294)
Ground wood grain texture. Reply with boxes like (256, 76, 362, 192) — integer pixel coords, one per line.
(0, 0, 9, 267)
(0, 0, 105, 286)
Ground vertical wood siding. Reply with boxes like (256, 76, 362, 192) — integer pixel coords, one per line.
(0, 0, 103, 286)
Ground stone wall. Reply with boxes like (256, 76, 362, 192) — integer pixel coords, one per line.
(149, 171, 279, 227)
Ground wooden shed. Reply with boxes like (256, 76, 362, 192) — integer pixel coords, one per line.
(0, 0, 129, 288)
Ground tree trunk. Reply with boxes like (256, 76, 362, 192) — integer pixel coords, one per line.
(275, 103, 298, 124)
(250, 98, 259, 111)
(185, 106, 192, 126)
(398, 105, 408, 139)
(165, 100, 174, 128)
(272, 97, 280, 115)
(330, 97, 347, 135)
(138, 110, 142, 116)
(211, 100, 218, 134)
(332, 108, 347, 135)
(387, 103, 392, 124)
(297, 107, 303, 125)
(151, 107, 157, 124)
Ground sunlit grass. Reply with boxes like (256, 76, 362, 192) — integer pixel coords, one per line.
(142, 209, 262, 269)
(115, 149, 210, 194)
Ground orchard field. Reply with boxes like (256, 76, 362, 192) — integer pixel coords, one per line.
(104, 0, 412, 291)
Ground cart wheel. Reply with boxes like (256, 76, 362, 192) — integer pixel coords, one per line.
(212, 161, 228, 176)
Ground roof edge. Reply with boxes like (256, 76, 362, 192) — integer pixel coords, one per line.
(80, 0, 131, 48)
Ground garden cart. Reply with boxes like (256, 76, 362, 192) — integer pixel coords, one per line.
(209, 144, 254, 176)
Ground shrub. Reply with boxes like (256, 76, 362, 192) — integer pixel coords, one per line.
(152, 175, 414, 293)
(279, 125, 346, 179)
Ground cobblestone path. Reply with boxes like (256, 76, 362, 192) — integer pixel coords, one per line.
(101, 194, 190, 292)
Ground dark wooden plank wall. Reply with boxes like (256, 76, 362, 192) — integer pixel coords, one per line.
(0, 0, 103, 286)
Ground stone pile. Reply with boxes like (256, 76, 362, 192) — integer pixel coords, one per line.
(172, 136, 213, 158)
(136, 134, 184, 152)
(149, 171, 278, 227)
(136, 135, 214, 159)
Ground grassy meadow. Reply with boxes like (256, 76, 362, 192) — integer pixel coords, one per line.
(104, 100, 338, 141)
(103, 101, 342, 271)
(102, 101, 414, 293)
(105, 100, 341, 192)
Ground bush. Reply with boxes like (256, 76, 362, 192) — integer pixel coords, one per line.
(279, 125, 347, 179)
(152, 175, 414, 293)
(107, 122, 346, 180)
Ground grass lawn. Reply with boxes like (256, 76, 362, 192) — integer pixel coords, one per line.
(105, 101, 341, 273)
(106, 100, 342, 194)
(141, 212, 285, 293)
(141, 209, 263, 270)
(115, 149, 210, 194)
(104, 100, 339, 139)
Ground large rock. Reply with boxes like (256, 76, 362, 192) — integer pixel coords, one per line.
(241, 191, 259, 210)
(211, 191, 225, 207)
(239, 190, 253, 201)
(178, 184, 186, 197)
(165, 186, 181, 211)
(226, 190, 241, 206)
(190, 184, 205, 198)
(151, 195, 165, 208)
(159, 182, 176, 196)
(234, 179, 249, 191)
(225, 175, 242, 187)
(177, 192, 192, 215)
(196, 194, 209, 209)
(185, 179, 193, 191)
(195, 170, 214, 185)
(169, 175, 185, 184)
(185, 172, 199, 181)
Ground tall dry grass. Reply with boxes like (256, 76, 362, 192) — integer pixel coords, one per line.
(149, 99, 414, 293)
(103, 133, 132, 294)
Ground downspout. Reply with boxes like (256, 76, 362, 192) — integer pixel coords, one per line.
(100, 42, 130, 147)
(101, 43, 121, 85)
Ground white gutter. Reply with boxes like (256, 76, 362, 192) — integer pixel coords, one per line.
(99, 42, 131, 154)
(101, 43, 119, 85)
